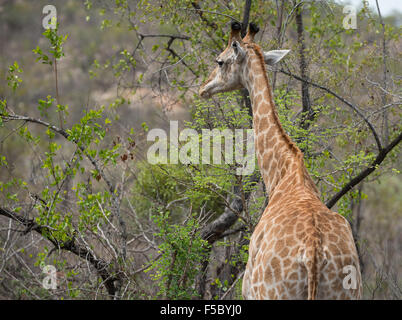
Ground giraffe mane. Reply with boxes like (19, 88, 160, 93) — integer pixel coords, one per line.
(247, 43, 319, 195)
(248, 44, 301, 156)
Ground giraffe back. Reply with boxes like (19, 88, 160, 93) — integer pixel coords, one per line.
(242, 187, 362, 300)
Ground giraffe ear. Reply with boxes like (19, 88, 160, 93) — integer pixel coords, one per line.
(263, 50, 290, 65)
(232, 40, 245, 61)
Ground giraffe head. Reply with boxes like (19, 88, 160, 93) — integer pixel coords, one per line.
(199, 22, 290, 99)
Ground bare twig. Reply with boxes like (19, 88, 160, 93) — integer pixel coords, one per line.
(0, 206, 118, 297)
(278, 68, 383, 151)
(220, 270, 244, 300)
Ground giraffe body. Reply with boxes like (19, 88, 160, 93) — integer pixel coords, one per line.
(199, 22, 362, 299)
(243, 188, 361, 299)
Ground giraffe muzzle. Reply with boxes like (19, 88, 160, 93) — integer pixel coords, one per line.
(199, 87, 211, 99)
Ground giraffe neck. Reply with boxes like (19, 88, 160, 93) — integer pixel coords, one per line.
(242, 47, 316, 197)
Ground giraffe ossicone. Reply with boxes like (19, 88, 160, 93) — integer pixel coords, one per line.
(199, 22, 362, 300)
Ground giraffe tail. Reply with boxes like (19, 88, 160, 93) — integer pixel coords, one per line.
(302, 244, 326, 300)
(306, 248, 318, 300)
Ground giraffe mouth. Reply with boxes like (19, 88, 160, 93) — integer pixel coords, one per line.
(199, 87, 211, 99)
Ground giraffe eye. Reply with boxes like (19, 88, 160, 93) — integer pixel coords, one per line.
(216, 60, 224, 67)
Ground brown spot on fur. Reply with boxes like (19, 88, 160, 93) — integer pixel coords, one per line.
(279, 247, 290, 258)
(328, 272, 336, 280)
(258, 116, 269, 132)
(285, 236, 296, 247)
(259, 285, 267, 297)
(264, 265, 274, 283)
(329, 234, 338, 243)
(271, 257, 282, 280)
(275, 239, 285, 251)
(288, 272, 298, 280)
(283, 258, 292, 268)
(257, 101, 269, 114)
(329, 244, 341, 256)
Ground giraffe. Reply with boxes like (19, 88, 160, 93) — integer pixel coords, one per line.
(199, 22, 362, 300)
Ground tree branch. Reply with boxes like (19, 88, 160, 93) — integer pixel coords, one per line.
(375, 0, 389, 145)
(137, 33, 190, 41)
(241, 0, 252, 37)
(1, 113, 115, 194)
(165, 37, 197, 76)
(326, 131, 402, 208)
(200, 173, 259, 244)
(187, 4, 239, 26)
(0, 206, 118, 297)
(278, 68, 383, 151)
(294, 1, 313, 129)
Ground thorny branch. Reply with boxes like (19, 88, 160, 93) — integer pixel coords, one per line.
(0, 206, 118, 297)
